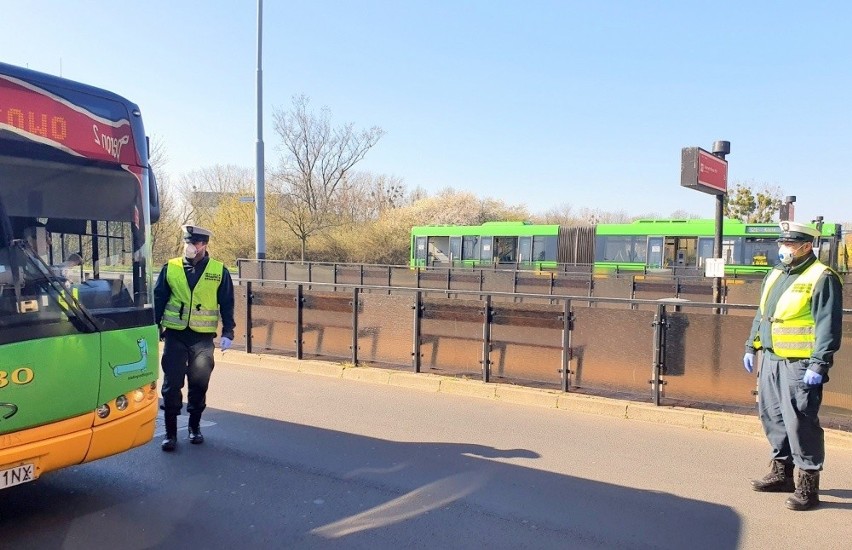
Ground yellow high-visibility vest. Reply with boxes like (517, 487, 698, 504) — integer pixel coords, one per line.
(160, 257, 223, 333)
(755, 261, 828, 358)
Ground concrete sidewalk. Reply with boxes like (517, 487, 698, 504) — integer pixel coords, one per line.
(219, 350, 852, 450)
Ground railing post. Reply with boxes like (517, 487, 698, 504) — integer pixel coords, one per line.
(588, 273, 594, 300)
(351, 287, 360, 365)
(651, 303, 667, 406)
(561, 299, 574, 392)
(359, 264, 364, 286)
(245, 281, 253, 354)
(481, 294, 492, 383)
(295, 284, 304, 360)
(631, 276, 638, 310)
(415, 267, 421, 289)
(412, 290, 422, 373)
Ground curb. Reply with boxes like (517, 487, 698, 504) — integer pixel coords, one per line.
(221, 351, 852, 450)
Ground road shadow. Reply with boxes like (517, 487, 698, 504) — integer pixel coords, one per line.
(0, 407, 741, 549)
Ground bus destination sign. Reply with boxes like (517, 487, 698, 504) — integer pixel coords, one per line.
(680, 147, 728, 196)
(0, 75, 137, 166)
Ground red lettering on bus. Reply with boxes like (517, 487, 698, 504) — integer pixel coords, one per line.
(4, 108, 67, 142)
(28, 112, 48, 137)
(6, 108, 24, 129)
(51, 117, 67, 141)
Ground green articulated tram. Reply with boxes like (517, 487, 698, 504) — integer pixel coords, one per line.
(410, 219, 847, 275)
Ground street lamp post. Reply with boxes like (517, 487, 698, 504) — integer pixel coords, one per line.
(255, 0, 266, 260)
(711, 140, 730, 306)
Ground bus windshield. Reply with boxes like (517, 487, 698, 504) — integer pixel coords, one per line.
(0, 63, 156, 343)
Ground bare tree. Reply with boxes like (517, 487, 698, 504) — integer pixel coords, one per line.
(176, 165, 255, 265)
(668, 209, 702, 219)
(147, 137, 186, 265)
(271, 95, 385, 261)
(335, 172, 409, 224)
(534, 204, 579, 225)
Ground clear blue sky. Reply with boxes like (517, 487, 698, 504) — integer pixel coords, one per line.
(3, 1, 850, 223)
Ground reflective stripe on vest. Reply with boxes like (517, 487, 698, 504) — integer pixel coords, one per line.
(756, 261, 827, 358)
(160, 257, 224, 333)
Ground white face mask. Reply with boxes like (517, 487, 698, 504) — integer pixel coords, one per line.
(778, 243, 804, 265)
(184, 242, 198, 259)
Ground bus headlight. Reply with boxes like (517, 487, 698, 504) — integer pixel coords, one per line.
(96, 404, 111, 419)
(132, 389, 145, 403)
(115, 395, 129, 411)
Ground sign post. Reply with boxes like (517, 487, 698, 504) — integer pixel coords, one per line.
(681, 141, 730, 306)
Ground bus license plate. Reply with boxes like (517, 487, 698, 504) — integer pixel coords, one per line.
(0, 463, 35, 490)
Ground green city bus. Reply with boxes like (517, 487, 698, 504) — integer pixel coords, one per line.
(1, 62, 160, 490)
(410, 219, 845, 274)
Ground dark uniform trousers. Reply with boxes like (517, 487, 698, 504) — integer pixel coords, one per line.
(758, 352, 824, 471)
(161, 331, 215, 423)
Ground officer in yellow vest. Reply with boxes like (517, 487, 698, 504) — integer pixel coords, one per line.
(743, 221, 843, 510)
(154, 225, 235, 452)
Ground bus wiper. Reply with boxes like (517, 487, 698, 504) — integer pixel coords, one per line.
(12, 241, 100, 333)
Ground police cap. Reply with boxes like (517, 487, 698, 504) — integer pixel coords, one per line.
(777, 221, 820, 243)
(182, 224, 212, 243)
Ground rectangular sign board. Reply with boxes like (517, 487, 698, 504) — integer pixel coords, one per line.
(704, 257, 726, 278)
(681, 147, 728, 195)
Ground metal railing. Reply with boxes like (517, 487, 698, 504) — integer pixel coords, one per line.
(237, 259, 804, 311)
(233, 278, 852, 431)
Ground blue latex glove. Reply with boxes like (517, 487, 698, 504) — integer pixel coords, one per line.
(220, 337, 233, 352)
(803, 369, 823, 385)
(743, 352, 755, 373)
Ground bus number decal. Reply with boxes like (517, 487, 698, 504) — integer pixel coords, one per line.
(0, 368, 34, 388)
(92, 124, 129, 161)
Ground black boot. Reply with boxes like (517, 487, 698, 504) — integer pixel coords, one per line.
(188, 425, 204, 445)
(161, 414, 177, 452)
(188, 413, 204, 444)
(785, 470, 820, 511)
(751, 460, 794, 492)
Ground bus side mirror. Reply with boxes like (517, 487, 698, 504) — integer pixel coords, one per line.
(149, 169, 161, 224)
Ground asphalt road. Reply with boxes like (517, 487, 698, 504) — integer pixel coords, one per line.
(2, 357, 851, 549)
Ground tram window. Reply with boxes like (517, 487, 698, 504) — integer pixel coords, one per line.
(533, 236, 557, 261)
(817, 242, 832, 265)
(633, 238, 647, 263)
(697, 238, 714, 267)
(494, 237, 517, 263)
(462, 236, 480, 260)
(414, 237, 427, 261)
(595, 236, 643, 262)
(722, 238, 742, 265)
(741, 238, 772, 266)
(480, 237, 493, 262)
